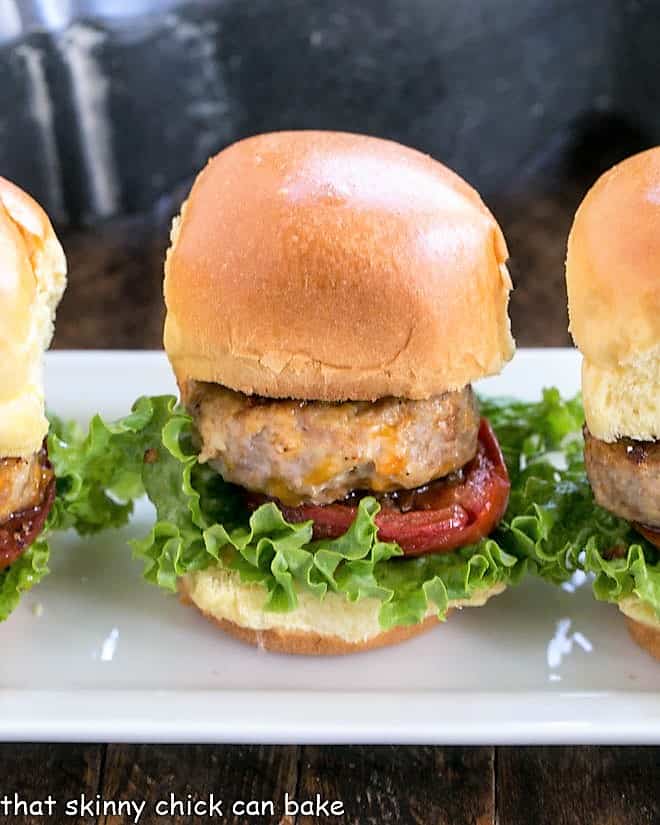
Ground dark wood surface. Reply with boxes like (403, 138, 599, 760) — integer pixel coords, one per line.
(1, 744, 659, 824)
(3, 199, 657, 823)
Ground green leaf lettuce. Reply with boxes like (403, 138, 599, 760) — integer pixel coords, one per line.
(71, 395, 525, 630)
(482, 389, 660, 621)
(29, 388, 659, 629)
(0, 410, 149, 621)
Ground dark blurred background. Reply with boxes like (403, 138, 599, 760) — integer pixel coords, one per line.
(1, 0, 657, 348)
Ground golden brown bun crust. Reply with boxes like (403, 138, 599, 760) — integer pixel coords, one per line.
(625, 616, 660, 662)
(165, 131, 513, 401)
(200, 612, 441, 656)
(567, 147, 660, 368)
(0, 177, 66, 457)
(567, 148, 660, 441)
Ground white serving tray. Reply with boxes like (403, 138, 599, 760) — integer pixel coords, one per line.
(1, 350, 659, 744)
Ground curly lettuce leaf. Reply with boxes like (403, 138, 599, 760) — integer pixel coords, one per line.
(0, 539, 50, 622)
(76, 395, 522, 629)
(47, 398, 178, 534)
(584, 538, 660, 620)
(481, 389, 660, 619)
(481, 389, 601, 580)
(59, 388, 660, 627)
(0, 408, 158, 622)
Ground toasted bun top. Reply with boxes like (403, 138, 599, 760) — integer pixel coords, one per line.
(566, 148, 660, 441)
(0, 178, 67, 457)
(567, 147, 660, 366)
(164, 131, 514, 401)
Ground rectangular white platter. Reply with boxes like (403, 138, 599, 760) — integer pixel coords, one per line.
(1, 349, 659, 744)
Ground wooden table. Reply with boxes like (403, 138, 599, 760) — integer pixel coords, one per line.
(5, 198, 657, 824)
(1, 745, 658, 823)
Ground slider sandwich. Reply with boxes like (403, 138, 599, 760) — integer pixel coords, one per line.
(0, 178, 66, 619)
(96, 132, 526, 654)
(566, 147, 660, 659)
(0, 179, 134, 621)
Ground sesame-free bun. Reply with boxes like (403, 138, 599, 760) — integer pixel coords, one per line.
(566, 148, 660, 442)
(619, 597, 660, 662)
(625, 617, 660, 662)
(180, 566, 506, 655)
(164, 131, 514, 401)
(0, 178, 66, 457)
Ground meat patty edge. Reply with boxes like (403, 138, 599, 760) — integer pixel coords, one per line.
(584, 427, 660, 528)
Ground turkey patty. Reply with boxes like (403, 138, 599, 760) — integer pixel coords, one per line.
(0, 451, 48, 522)
(584, 427, 660, 528)
(186, 382, 480, 506)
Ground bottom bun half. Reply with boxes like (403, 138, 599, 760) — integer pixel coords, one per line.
(180, 567, 506, 656)
(620, 597, 660, 662)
